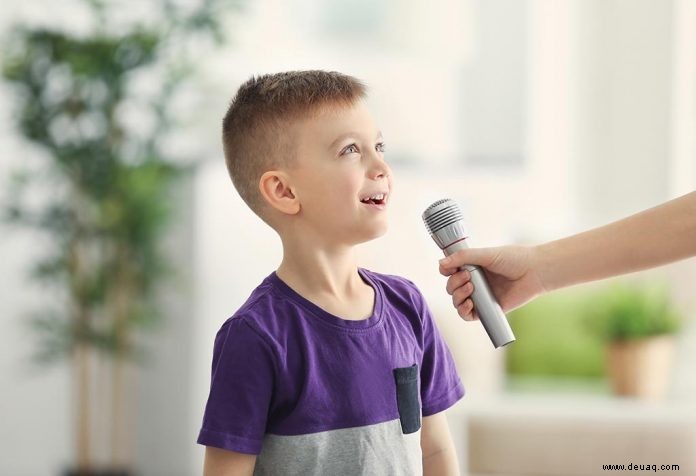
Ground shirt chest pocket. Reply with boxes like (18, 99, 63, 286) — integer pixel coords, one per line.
(393, 364, 421, 434)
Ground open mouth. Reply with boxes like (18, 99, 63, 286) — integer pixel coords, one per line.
(359, 192, 387, 207)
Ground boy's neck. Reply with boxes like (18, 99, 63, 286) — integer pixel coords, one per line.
(275, 238, 371, 309)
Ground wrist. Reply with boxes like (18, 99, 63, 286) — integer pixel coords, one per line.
(531, 242, 558, 294)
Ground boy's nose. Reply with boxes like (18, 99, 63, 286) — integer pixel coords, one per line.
(367, 155, 390, 180)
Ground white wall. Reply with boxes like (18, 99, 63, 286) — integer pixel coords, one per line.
(572, 0, 675, 227)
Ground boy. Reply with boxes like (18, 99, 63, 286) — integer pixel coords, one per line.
(197, 70, 465, 475)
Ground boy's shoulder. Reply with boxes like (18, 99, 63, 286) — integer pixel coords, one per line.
(359, 267, 427, 307)
(218, 272, 286, 333)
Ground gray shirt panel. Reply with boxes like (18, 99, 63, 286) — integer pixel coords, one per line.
(253, 418, 422, 476)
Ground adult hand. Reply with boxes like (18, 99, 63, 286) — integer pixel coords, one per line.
(438, 245, 547, 321)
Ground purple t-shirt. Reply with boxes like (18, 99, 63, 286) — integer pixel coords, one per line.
(197, 268, 464, 475)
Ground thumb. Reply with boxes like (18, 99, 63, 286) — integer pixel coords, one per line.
(439, 247, 499, 272)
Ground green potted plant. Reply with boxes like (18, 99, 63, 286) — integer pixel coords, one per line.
(586, 282, 682, 400)
(1, 1, 236, 474)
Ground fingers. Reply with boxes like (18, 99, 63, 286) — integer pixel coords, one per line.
(439, 262, 458, 276)
(438, 247, 496, 276)
(445, 269, 470, 294)
(445, 270, 478, 321)
(457, 298, 479, 322)
(453, 287, 478, 321)
(451, 281, 473, 307)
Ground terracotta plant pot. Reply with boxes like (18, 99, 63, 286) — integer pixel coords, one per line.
(606, 335, 675, 400)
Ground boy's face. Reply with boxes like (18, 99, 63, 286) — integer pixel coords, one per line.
(287, 100, 393, 246)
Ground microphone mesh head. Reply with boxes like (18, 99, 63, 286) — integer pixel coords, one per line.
(422, 198, 463, 235)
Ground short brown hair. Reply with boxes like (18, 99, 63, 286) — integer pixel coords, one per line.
(222, 70, 367, 224)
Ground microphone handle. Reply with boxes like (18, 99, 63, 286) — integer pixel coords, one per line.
(443, 240, 516, 348)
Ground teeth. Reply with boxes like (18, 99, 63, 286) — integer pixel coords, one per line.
(360, 192, 387, 204)
(362, 193, 385, 201)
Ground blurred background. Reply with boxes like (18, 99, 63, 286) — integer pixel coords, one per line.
(1, 0, 694, 475)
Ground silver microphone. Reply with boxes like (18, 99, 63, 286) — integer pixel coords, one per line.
(422, 199, 515, 349)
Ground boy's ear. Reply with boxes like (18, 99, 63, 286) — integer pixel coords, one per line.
(258, 170, 300, 215)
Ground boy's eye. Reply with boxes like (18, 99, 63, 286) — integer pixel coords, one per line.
(376, 142, 386, 152)
(342, 144, 359, 155)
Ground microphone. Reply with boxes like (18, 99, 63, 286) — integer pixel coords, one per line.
(422, 199, 515, 349)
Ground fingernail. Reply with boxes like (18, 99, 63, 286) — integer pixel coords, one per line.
(439, 256, 451, 265)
